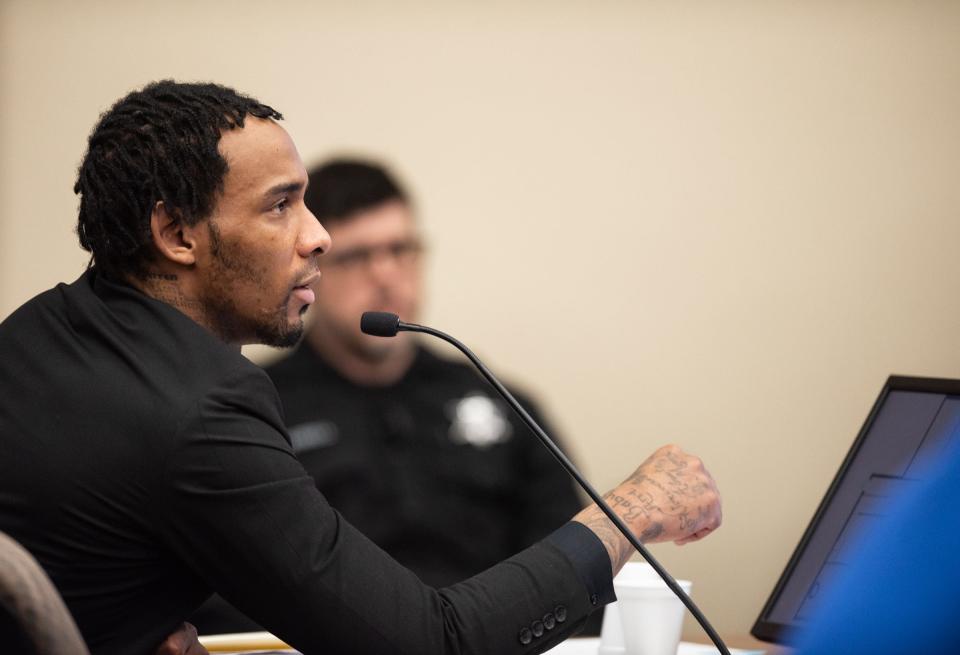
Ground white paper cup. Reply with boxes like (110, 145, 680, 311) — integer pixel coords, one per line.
(598, 600, 625, 655)
(598, 563, 662, 654)
(613, 562, 660, 585)
(612, 567, 691, 655)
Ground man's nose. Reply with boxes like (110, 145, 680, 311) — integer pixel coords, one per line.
(300, 209, 332, 257)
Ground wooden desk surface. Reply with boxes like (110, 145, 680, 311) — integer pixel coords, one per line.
(688, 634, 792, 654)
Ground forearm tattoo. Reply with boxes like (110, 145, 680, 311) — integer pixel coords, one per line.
(575, 502, 637, 573)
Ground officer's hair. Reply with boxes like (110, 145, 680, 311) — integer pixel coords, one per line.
(304, 159, 409, 225)
(74, 80, 282, 280)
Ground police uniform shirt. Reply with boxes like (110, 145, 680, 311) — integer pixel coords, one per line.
(267, 342, 585, 588)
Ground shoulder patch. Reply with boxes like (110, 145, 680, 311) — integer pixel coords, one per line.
(446, 393, 513, 448)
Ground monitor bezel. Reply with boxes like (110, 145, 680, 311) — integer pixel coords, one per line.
(751, 374, 960, 644)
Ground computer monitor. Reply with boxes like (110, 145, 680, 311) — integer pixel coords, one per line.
(752, 375, 960, 644)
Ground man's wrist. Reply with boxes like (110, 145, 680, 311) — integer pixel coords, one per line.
(572, 504, 633, 574)
(547, 521, 618, 608)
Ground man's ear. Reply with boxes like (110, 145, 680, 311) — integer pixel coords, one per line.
(149, 201, 199, 266)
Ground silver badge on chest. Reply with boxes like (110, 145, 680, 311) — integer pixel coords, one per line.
(447, 393, 513, 448)
(288, 420, 340, 453)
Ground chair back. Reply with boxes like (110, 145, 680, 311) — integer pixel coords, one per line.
(0, 531, 90, 655)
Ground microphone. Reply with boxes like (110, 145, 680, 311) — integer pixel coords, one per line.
(360, 311, 730, 655)
(360, 311, 400, 337)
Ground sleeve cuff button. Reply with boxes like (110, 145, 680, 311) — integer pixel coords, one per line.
(543, 613, 556, 630)
(554, 605, 567, 623)
(518, 627, 533, 645)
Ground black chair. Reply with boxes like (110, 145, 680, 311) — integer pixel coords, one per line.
(0, 531, 90, 655)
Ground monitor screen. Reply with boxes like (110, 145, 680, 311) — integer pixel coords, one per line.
(752, 376, 960, 643)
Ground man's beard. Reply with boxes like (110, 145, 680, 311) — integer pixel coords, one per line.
(202, 222, 304, 348)
(252, 308, 304, 349)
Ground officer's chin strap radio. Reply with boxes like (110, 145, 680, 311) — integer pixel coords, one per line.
(360, 311, 730, 655)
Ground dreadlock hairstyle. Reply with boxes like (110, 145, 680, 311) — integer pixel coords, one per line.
(304, 158, 409, 225)
(74, 80, 283, 280)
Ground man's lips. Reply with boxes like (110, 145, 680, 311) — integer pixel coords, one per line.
(291, 286, 316, 305)
(296, 270, 321, 288)
(292, 271, 320, 305)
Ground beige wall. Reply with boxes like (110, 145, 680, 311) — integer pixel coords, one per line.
(3, 0, 960, 641)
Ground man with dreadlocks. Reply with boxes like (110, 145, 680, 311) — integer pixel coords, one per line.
(0, 81, 722, 655)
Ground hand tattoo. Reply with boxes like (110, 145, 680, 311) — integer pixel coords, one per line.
(574, 445, 719, 573)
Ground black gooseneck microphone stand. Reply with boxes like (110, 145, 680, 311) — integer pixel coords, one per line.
(360, 312, 730, 655)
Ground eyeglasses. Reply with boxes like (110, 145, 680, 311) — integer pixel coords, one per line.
(323, 238, 424, 272)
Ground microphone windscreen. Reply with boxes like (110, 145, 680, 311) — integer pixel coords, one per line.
(360, 312, 400, 337)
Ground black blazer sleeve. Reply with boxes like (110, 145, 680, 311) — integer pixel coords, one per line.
(156, 364, 610, 655)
